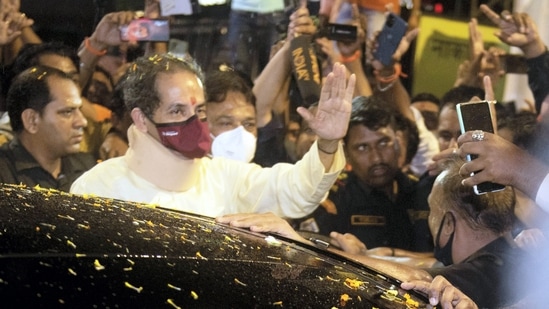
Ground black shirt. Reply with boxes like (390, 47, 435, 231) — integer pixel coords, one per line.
(253, 113, 291, 167)
(426, 237, 527, 309)
(310, 170, 433, 252)
(526, 50, 549, 113)
(0, 138, 96, 192)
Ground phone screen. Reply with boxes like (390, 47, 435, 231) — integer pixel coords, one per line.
(456, 101, 505, 195)
(120, 19, 170, 42)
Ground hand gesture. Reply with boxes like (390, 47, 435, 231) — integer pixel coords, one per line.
(454, 18, 505, 88)
(1, 0, 18, 13)
(0, 11, 20, 45)
(468, 18, 484, 60)
(480, 4, 544, 58)
(8, 11, 33, 30)
(215, 213, 306, 242)
(0, 0, 33, 46)
(296, 63, 355, 141)
(90, 11, 137, 47)
(455, 47, 505, 88)
(401, 276, 479, 309)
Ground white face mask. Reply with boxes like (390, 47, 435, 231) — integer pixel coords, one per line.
(211, 126, 257, 162)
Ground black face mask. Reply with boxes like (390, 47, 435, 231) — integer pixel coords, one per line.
(434, 212, 455, 266)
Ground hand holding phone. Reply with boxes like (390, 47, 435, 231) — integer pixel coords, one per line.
(456, 101, 505, 195)
(373, 13, 407, 66)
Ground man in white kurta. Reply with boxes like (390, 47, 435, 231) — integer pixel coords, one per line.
(71, 55, 355, 219)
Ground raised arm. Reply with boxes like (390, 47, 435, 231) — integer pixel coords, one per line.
(370, 28, 420, 122)
(454, 17, 505, 89)
(480, 4, 549, 113)
(6, 0, 41, 45)
(480, 4, 545, 59)
(78, 11, 136, 89)
(0, 10, 21, 46)
(254, 3, 316, 127)
(330, 3, 372, 97)
(0, 0, 39, 65)
(297, 62, 355, 171)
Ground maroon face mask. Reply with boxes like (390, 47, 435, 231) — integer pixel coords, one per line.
(153, 115, 211, 159)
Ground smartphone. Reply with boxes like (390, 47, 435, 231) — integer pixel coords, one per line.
(456, 101, 505, 195)
(120, 18, 170, 42)
(499, 54, 528, 74)
(324, 23, 357, 43)
(373, 13, 408, 66)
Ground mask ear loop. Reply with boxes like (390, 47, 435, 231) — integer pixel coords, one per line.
(435, 212, 455, 246)
(435, 213, 447, 247)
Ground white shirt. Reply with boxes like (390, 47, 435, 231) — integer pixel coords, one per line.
(409, 107, 440, 177)
(535, 173, 549, 213)
(0, 112, 13, 142)
(231, 0, 284, 13)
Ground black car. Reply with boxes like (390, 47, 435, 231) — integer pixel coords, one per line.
(0, 183, 429, 308)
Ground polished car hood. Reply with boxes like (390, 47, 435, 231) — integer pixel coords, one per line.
(0, 183, 428, 308)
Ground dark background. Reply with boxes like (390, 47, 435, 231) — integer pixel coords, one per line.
(19, 0, 231, 71)
(19, 0, 232, 47)
(19, 0, 512, 73)
(20, 0, 513, 46)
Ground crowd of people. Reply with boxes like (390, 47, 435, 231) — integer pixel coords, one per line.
(1, 0, 549, 307)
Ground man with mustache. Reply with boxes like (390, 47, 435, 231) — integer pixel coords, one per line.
(308, 95, 432, 252)
(0, 66, 95, 191)
(71, 55, 354, 218)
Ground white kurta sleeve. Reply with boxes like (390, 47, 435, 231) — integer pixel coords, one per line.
(224, 140, 345, 218)
(535, 173, 549, 213)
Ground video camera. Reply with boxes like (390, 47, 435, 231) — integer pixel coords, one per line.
(317, 23, 358, 43)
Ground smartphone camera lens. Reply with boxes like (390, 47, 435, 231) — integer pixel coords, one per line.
(387, 14, 395, 27)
